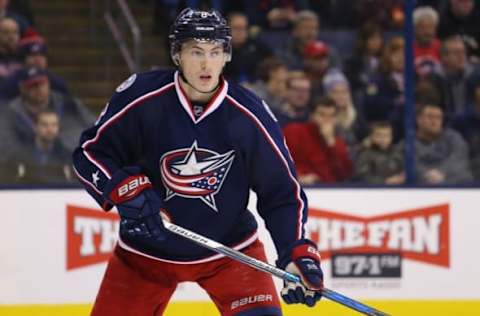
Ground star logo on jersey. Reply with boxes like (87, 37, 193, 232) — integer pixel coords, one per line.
(159, 141, 235, 211)
(92, 171, 100, 187)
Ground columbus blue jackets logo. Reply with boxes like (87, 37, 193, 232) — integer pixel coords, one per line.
(160, 141, 235, 211)
(116, 74, 137, 92)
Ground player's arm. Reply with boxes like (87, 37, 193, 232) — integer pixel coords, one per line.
(72, 94, 140, 209)
(72, 80, 167, 241)
(245, 105, 308, 252)
(233, 96, 323, 306)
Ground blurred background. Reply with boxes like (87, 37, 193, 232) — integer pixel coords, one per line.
(0, 1, 479, 316)
(0, 0, 479, 188)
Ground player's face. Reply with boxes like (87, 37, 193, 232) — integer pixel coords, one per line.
(179, 41, 227, 93)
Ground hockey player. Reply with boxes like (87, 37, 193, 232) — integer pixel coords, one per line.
(73, 8, 323, 316)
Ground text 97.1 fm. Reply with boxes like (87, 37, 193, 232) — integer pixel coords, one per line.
(331, 253, 402, 278)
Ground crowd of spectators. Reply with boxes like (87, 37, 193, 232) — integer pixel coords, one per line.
(166, 0, 479, 186)
(1, 0, 479, 186)
(0, 0, 94, 185)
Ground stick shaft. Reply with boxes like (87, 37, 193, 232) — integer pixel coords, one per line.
(163, 221, 390, 316)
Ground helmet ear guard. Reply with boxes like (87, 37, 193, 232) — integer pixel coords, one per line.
(169, 8, 232, 64)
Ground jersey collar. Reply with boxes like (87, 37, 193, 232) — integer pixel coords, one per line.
(174, 71, 228, 124)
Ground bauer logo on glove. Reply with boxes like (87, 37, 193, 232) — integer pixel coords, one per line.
(103, 166, 168, 242)
(114, 175, 151, 200)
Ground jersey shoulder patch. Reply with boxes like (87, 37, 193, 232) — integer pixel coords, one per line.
(113, 70, 173, 100)
(101, 70, 174, 124)
(116, 74, 137, 92)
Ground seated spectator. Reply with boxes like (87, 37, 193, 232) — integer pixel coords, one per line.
(224, 12, 272, 84)
(354, 121, 405, 184)
(452, 81, 480, 181)
(438, 0, 480, 63)
(0, 36, 69, 99)
(273, 71, 311, 127)
(0, 17, 22, 81)
(283, 97, 353, 185)
(245, 57, 288, 111)
(0, 0, 30, 35)
(430, 36, 480, 117)
(2, 109, 73, 184)
(302, 40, 344, 99)
(0, 66, 94, 160)
(363, 36, 405, 138)
(403, 102, 473, 184)
(343, 21, 384, 105)
(324, 72, 367, 151)
(413, 6, 442, 77)
(276, 10, 320, 70)
(20, 36, 47, 67)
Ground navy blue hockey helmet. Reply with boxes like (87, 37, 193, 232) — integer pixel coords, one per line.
(169, 8, 232, 63)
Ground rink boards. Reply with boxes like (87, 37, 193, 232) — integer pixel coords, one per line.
(1, 188, 479, 315)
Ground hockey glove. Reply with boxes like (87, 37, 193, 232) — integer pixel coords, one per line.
(104, 166, 167, 242)
(276, 239, 323, 307)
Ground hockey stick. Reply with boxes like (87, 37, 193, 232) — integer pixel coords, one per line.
(163, 221, 390, 316)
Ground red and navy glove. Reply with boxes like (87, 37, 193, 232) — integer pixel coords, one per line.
(104, 166, 167, 242)
(276, 239, 323, 307)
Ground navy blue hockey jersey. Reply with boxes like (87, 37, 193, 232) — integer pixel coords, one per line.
(73, 70, 308, 263)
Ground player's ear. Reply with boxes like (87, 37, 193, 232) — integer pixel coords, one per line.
(173, 53, 180, 66)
